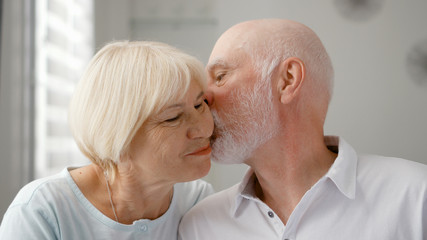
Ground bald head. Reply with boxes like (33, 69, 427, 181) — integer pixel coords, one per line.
(217, 19, 310, 49)
(209, 19, 334, 104)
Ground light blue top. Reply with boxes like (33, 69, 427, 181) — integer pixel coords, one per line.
(0, 167, 214, 240)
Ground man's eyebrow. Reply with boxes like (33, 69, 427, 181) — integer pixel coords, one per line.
(206, 59, 229, 72)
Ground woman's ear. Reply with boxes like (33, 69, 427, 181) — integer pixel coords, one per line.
(276, 57, 305, 104)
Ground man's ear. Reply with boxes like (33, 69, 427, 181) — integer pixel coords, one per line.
(276, 57, 305, 104)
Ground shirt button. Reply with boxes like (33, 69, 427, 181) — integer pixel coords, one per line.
(268, 211, 274, 218)
(140, 224, 148, 232)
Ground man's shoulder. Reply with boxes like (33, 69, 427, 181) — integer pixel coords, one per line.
(195, 182, 239, 208)
(359, 154, 427, 174)
(182, 182, 240, 220)
(179, 183, 241, 239)
(358, 154, 427, 186)
(173, 179, 215, 212)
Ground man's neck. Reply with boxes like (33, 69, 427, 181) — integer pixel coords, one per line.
(247, 134, 337, 225)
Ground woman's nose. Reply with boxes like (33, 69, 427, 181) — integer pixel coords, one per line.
(187, 107, 214, 140)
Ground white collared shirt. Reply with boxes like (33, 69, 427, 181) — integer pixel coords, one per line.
(179, 136, 427, 240)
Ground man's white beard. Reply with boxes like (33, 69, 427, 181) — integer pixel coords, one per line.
(210, 80, 279, 164)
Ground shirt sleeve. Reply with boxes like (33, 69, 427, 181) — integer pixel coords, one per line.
(0, 204, 58, 240)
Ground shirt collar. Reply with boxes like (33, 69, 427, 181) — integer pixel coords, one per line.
(323, 136, 358, 199)
(231, 168, 263, 216)
(231, 136, 358, 216)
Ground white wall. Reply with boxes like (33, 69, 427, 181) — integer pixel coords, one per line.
(96, 0, 427, 191)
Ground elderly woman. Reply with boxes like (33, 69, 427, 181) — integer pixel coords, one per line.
(0, 41, 214, 239)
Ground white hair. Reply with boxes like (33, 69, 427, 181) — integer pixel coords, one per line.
(68, 41, 206, 181)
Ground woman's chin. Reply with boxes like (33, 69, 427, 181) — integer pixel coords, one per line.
(183, 158, 211, 182)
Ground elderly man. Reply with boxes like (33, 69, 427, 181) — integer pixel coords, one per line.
(179, 19, 427, 240)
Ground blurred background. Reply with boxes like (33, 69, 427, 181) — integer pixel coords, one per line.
(1, 0, 426, 221)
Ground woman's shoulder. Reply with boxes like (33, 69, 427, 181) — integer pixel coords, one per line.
(9, 169, 70, 208)
(0, 169, 73, 239)
(0, 166, 105, 239)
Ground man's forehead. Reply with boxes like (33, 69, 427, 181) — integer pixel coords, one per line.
(207, 46, 249, 71)
(209, 28, 249, 56)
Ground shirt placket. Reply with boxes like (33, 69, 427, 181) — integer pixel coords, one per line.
(281, 177, 327, 240)
(256, 202, 286, 238)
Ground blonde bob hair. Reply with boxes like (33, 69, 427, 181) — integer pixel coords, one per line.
(69, 41, 206, 181)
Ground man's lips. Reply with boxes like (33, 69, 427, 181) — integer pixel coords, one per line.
(185, 145, 212, 156)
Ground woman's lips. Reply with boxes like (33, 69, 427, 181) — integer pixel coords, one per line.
(186, 145, 212, 156)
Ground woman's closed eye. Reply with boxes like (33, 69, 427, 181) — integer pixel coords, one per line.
(195, 99, 207, 110)
(165, 114, 182, 122)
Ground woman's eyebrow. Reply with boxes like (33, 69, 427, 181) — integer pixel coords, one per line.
(165, 103, 184, 109)
(164, 91, 204, 110)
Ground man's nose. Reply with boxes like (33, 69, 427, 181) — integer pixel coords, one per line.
(204, 90, 214, 107)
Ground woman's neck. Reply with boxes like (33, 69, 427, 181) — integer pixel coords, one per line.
(70, 164, 174, 224)
(108, 167, 174, 223)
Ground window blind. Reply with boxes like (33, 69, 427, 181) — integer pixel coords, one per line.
(34, 0, 93, 178)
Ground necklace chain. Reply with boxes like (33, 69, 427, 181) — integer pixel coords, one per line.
(104, 171, 119, 222)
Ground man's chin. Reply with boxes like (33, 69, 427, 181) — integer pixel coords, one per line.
(210, 150, 246, 165)
(211, 157, 242, 165)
